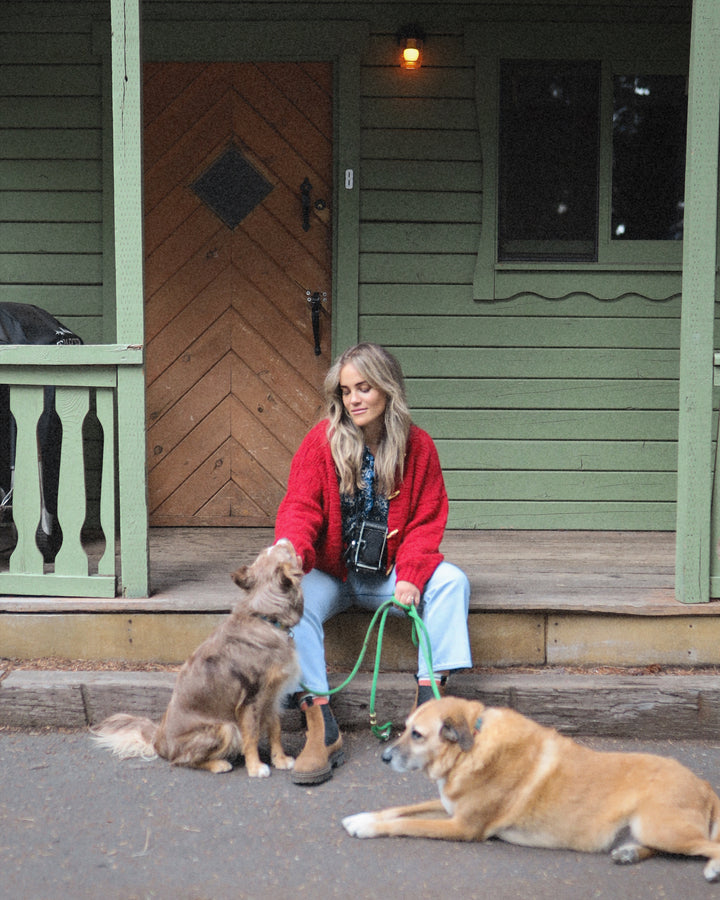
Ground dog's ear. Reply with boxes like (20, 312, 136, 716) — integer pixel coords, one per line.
(440, 717, 475, 752)
(278, 562, 298, 591)
(230, 566, 254, 591)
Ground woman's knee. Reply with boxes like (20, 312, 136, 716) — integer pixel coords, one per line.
(300, 569, 348, 623)
(425, 561, 470, 603)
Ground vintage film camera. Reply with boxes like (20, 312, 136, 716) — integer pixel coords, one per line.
(345, 520, 388, 575)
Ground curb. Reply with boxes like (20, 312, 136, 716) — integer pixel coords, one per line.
(2, 670, 720, 739)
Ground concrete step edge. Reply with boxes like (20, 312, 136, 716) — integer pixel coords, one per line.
(1, 670, 718, 739)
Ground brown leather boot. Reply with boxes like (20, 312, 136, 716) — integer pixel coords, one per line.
(291, 699, 344, 786)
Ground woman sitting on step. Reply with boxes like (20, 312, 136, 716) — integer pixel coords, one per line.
(275, 342, 472, 786)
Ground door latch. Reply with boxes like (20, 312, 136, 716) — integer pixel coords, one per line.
(306, 291, 328, 355)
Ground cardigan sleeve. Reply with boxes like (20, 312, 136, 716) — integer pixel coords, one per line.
(391, 427, 448, 593)
(274, 424, 330, 573)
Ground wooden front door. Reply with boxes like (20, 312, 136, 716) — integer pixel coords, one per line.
(143, 63, 333, 526)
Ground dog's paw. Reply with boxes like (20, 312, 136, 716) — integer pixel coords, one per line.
(704, 860, 720, 883)
(271, 753, 295, 771)
(342, 812, 380, 839)
(611, 843, 643, 865)
(202, 759, 233, 774)
(247, 762, 271, 778)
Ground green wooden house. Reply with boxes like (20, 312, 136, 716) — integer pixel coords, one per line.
(1, 0, 719, 664)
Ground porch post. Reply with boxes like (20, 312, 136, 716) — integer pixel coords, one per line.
(675, 0, 720, 603)
(110, 0, 150, 597)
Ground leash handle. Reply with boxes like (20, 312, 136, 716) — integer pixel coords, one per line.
(300, 596, 441, 739)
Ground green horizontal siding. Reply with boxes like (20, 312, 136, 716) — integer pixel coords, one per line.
(436, 439, 677, 471)
(0, 16, 103, 338)
(450, 502, 676, 530)
(0, 1, 701, 534)
(415, 409, 683, 441)
(409, 379, 679, 410)
(356, 22, 705, 530)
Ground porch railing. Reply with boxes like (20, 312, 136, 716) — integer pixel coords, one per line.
(0, 344, 143, 598)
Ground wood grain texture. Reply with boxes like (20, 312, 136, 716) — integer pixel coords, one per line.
(143, 62, 333, 526)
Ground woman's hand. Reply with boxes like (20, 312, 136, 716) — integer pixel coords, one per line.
(395, 580, 421, 607)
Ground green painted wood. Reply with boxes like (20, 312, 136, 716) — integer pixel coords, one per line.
(0, 345, 143, 368)
(361, 192, 482, 223)
(8, 386, 45, 575)
(362, 98, 476, 131)
(0, 375, 119, 594)
(0, 573, 116, 598)
(54, 387, 90, 577)
(110, 0, 149, 598)
(95, 387, 116, 577)
(365, 316, 683, 348)
(1, 255, 102, 284)
(0, 288, 103, 315)
(333, 49, 364, 352)
(407, 379, 679, 410)
(361, 69, 474, 99)
(445, 471, 676, 502)
(0, 130, 102, 158)
(361, 131, 481, 162)
(676, 0, 720, 602)
(1, 64, 101, 94)
(448, 502, 676, 531)
(413, 410, 682, 441)
(0, 97, 100, 128)
(361, 159, 480, 191)
(0, 160, 102, 190)
(359, 253, 475, 283)
(361, 223, 479, 254)
(0, 192, 102, 221)
(394, 348, 679, 379)
(436, 440, 677, 471)
(0, 223, 102, 253)
(361, 287, 681, 316)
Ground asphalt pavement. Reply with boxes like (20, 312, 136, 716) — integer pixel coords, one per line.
(3, 726, 720, 900)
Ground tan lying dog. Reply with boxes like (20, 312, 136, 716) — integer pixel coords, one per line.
(92, 540, 302, 777)
(343, 696, 720, 882)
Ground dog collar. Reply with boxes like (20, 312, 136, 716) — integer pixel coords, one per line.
(474, 716, 483, 733)
(256, 614, 293, 635)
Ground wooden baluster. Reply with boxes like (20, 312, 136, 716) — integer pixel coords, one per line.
(8, 385, 45, 574)
(54, 386, 90, 576)
(95, 387, 116, 577)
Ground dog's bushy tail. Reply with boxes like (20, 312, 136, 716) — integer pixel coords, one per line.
(91, 713, 159, 760)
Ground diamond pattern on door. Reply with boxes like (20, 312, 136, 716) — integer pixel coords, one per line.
(143, 62, 333, 526)
(191, 143, 274, 229)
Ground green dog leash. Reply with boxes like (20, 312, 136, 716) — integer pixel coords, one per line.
(299, 596, 442, 740)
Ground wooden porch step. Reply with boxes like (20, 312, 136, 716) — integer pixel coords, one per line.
(2, 529, 720, 668)
(3, 669, 720, 741)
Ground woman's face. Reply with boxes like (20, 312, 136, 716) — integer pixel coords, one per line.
(339, 362, 387, 440)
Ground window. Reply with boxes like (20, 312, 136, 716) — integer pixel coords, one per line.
(612, 75, 687, 242)
(464, 23, 690, 300)
(498, 62, 686, 263)
(498, 61, 600, 262)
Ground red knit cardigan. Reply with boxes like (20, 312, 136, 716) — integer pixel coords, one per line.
(275, 420, 447, 592)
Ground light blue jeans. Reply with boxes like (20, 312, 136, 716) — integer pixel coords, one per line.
(292, 561, 472, 696)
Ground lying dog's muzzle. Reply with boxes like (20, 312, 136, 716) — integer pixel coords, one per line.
(382, 744, 395, 764)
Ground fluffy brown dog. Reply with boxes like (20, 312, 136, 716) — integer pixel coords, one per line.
(92, 540, 302, 776)
(343, 696, 720, 882)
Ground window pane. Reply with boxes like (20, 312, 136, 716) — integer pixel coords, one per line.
(612, 75, 687, 241)
(498, 60, 600, 261)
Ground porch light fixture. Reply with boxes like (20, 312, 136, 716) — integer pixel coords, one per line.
(397, 25, 425, 70)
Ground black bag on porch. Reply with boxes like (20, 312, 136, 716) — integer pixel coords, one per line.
(0, 303, 83, 561)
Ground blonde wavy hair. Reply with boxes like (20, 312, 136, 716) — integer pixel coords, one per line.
(324, 343, 411, 496)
